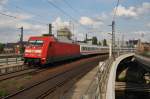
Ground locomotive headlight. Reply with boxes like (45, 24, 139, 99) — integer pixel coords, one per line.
(25, 50, 31, 53)
(35, 50, 42, 53)
(42, 58, 46, 60)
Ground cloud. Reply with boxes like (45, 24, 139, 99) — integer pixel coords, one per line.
(0, 0, 8, 10)
(133, 31, 149, 35)
(0, 0, 51, 43)
(52, 17, 70, 30)
(79, 16, 103, 26)
(132, 31, 150, 41)
(97, 12, 108, 20)
(51, 17, 71, 37)
(147, 23, 150, 27)
(0, 10, 47, 42)
(0, 11, 35, 30)
(15, 13, 33, 20)
(116, 2, 150, 19)
(137, 2, 150, 15)
(0, 17, 47, 42)
(0, 0, 8, 5)
(75, 33, 85, 41)
(79, 16, 95, 25)
(116, 5, 137, 18)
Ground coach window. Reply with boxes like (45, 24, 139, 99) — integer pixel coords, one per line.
(83, 47, 85, 50)
(82, 47, 84, 50)
(89, 47, 91, 51)
(85, 47, 87, 50)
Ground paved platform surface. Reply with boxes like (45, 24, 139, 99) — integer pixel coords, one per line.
(63, 65, 98, 99)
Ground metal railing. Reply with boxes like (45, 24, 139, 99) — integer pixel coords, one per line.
(0, 54, 23, 66)
(82, 58, 114, 99)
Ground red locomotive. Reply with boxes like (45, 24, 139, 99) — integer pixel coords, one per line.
(24, 36, 80, 65)
(24, 35, 109, 65)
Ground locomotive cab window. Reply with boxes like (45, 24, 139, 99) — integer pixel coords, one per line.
(36, 40, 44, 46)
(28, 40, 44, 46)
(29, 40, 36, 45)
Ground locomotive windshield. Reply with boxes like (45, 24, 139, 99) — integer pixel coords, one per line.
(28, 40, 44, 46)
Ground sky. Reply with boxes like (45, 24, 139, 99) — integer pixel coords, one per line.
(0, 0, 150, 43)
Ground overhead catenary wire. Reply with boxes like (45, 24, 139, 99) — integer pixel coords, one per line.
(62, 0, 106, 34)
(11, 3, 62, 22)
(113, 0, 120, 21)
(15, 5, 46, 19)
(0, 3, 17, 19)
(0, 3, 49, 25)
(62, 0, 81, 15)
(46, 0, 90, 31)
(0, 11, 17, 19)
(111, 0, 120, 56)
(0, 9, 48, 25)
(1, 2, 47, 20)
(0, 10, 48, 25)
(27, 19, 49, 25)
(47, 0, 77, 22)
(13, 6, 49, 25)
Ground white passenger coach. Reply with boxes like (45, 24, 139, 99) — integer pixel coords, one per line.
(80, 44, 109, 55)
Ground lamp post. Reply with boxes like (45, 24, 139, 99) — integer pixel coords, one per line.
(110, 0, 120, 57)
(108, 21, 115, 56)
(112, 20, 115, 56)
(19, 26, 24, 54)
(107, 32, 112, 58)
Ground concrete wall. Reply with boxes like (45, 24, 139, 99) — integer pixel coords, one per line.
(106, 53, 134, 99)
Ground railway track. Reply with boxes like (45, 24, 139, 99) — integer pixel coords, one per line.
(38, 62, 95, 99)
(0, 64, 51, 82)
(0, 67, 39, 82)
(115, 82, 150, 92)
(3, 55, 107, 99)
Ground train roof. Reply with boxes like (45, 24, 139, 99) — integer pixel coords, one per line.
(79, 43, 109, 48)
(29, 36, 56, 42)
(28, 36, 78, 45)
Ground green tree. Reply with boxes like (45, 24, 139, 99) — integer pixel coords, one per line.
(103, 39, 108, 46)
(19, 45, 25, 54)
(98, 41, 102, 46)
(0, 43, 4, 53)
(92, 36, 98, 45)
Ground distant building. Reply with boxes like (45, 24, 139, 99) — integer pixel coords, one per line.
(57, 27, 72, 39)
(137, 40, 150, 53)
(3, 41, 28, 54)
(3, 48, 14, 53)
(126, 40, 139, 48)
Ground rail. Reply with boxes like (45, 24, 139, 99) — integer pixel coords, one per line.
(135, 54, 150, 71)
(3, 56, 102, 99)
(82, 57, 114, 99)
